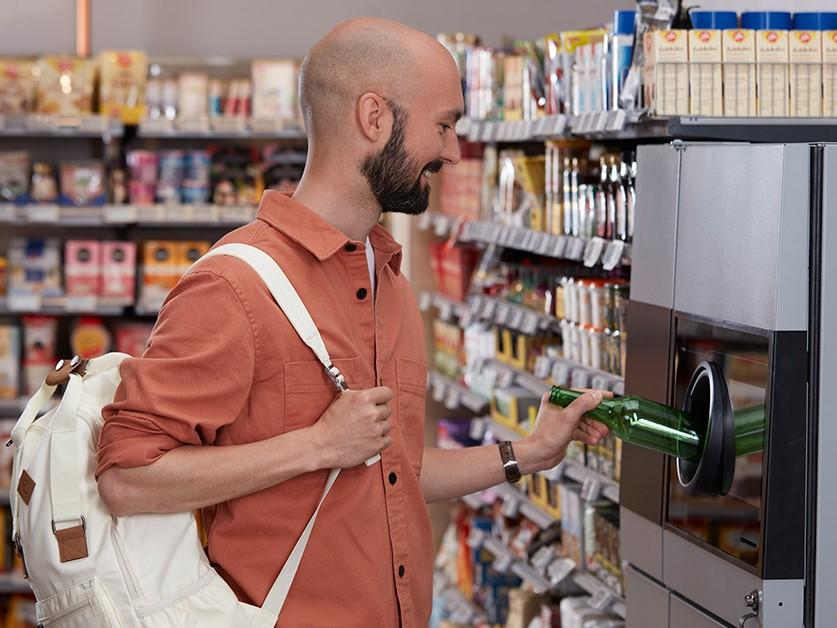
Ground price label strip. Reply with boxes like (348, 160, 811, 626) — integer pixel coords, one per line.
(581, 477, 602, 502)
(583, 237, 607, 268)
(590, 586, 614, 612)
(601, 240, 626, 271)
(548, 558, 576, 586)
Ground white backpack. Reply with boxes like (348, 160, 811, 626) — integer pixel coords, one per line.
(8, 243, 378, 627)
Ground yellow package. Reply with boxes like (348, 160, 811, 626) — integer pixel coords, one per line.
(35, 56, 95, 115)
(98, 50, 147, 124)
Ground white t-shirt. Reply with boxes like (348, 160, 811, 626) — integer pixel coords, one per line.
(365, 237, 375, 296)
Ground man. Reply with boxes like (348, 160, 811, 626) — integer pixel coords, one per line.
(96, 17, 609, 627)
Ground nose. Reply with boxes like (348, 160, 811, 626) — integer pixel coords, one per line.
(441, 133, 461, 166)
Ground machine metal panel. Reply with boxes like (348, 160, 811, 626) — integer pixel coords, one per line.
(669, 595, 727, 628)
(621, 507, 663, 580)
(815, 145, 837, 627)
(631, 144, 680, 309)
(674, 144, 808, 331)
(625, 564, 669, 628)
(621, 301, 672, 525)
(663, 529, 760, 626)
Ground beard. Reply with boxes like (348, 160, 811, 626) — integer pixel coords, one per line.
(360, 101, 443, 215)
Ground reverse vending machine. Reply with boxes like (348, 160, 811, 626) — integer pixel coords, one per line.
(621, 142, 837, 628)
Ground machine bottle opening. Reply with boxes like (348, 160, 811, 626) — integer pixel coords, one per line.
(548, 361, 765, 495)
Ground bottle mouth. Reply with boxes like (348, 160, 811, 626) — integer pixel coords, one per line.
(676, 360, 736, 496)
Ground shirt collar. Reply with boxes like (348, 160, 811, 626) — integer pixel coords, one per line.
(256, 190, 402, 275)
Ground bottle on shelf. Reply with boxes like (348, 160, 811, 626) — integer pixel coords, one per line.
(548, 386, 765, 460)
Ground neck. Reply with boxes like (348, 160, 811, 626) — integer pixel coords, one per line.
(292, 152, 382, 242)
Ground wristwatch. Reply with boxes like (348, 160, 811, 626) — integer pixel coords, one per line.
(498, 441, 522, 484)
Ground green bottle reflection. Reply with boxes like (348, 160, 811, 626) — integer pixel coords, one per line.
(548, 386, 764, 462)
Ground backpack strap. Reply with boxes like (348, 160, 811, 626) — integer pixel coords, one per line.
(194, 243, 381, 621)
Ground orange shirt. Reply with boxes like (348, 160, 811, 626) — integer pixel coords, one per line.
(97, 191, 432, 626)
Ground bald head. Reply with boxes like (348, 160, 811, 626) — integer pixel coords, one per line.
(299, 17, 458, 139)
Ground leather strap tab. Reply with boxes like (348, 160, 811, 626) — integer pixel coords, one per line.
(499, 441, 522, 483)
(55, 524, 88, 563)
(16, 470, 35, 506)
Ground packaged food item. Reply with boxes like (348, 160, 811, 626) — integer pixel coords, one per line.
(127, 150, 158, 205)
(100, 241, 136, 302)
(115, 322, 154, 357)
(0, 151, 30, 203)
(789, 30, 822, 116)
(142, 240, 181, 297)
(71, 317, 111, 359)
(64, 240, 101, 296)
(723, 29, 757, 116)
(689, 29, 723, 116)
(109, 167, 128, 204)
(755, 30, 790, 116)
(0, 59, 37, 114)
(611, 11, 636, 110)
(824, 31, 837, 116)
(35, 56, 95, 116)
(97, 50, 147, 124)
(0, 324, 20, 399)
(59, 161, 107, 206)
(643, 30, 689, 115)
(30, 162, 57, 203)
(177, 72, 209, 120)
(178, 241, 210, 275)
(8, 238, 62, 297)
(251, 59, 297, 123)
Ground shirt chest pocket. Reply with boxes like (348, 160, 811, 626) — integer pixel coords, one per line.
(284, 357, 362, 433)
(396, 357, 428, 476)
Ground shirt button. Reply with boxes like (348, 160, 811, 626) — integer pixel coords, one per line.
(356, 288, 367, 300)
(398, 565, 405, 578)
(388, 472, 397, 485)
(344, 243, 357, 252)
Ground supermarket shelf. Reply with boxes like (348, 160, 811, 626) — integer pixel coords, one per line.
(137, 118, 307, 141)
(418, 292, 468, 323)
(485, 418, 620, 504)
(0, 114, 123, 139)
(668, 116, 837, 143)
(434, 571, 486, 624)
(493, 482, 555, 530)
(468, 294, 561, 336)
(0, 574, 31, 595)
(460, 220, 631, 269)
(572, 571, 626, 619)
(0, 204, 255, 228)
(457, 113, 837, 144)
(427, 371, 489, 413)
(0, 295, 129, 316)
(416, 211, 459, 237)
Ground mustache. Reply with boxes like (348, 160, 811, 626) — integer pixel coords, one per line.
(423, 160, 444, 175)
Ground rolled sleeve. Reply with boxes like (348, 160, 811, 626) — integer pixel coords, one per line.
(96, 267, 256, 477)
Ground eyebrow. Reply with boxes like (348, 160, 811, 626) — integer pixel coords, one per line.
(441, 108, 463, 122)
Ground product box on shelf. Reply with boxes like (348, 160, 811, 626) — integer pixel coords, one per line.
(59, 162, 107, 206)
(430, 242, 481, 303)
(8, 238, 62, 297)
(491, 386, 540, 434)
(71, 317, 112, 359)
(824, 31, 837, 116)
(35, 56, 95, 116)
(542, 476, 561, 519)
(64, 240, 101, 297)
(755, 29, 790, 116)
(643, 30, 689, 116)
(0, 325, 20, 400)
(789, 30, 823, 116)
(723, 29, 757, 116)
(115, 322, 154, 358)
(179, 241, 210, 275)
(177, 72, 209, 121)
(689, 29, 723, 116)
(141, 241, 181, 308)
(559, 483, 584, 566)
(0, 59, 37, 115)
(251, 59, 298, 125)
(100, 241, 137, 302)
(98, 50, 148, 124)
(0, 151, 30, 204)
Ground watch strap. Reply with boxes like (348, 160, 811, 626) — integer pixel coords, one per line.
(498, 440, 522, 483)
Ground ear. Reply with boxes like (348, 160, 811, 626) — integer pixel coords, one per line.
(357, 92, 389, 143)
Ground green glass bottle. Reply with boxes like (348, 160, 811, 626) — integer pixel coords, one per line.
(548, 387, 765, 461)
